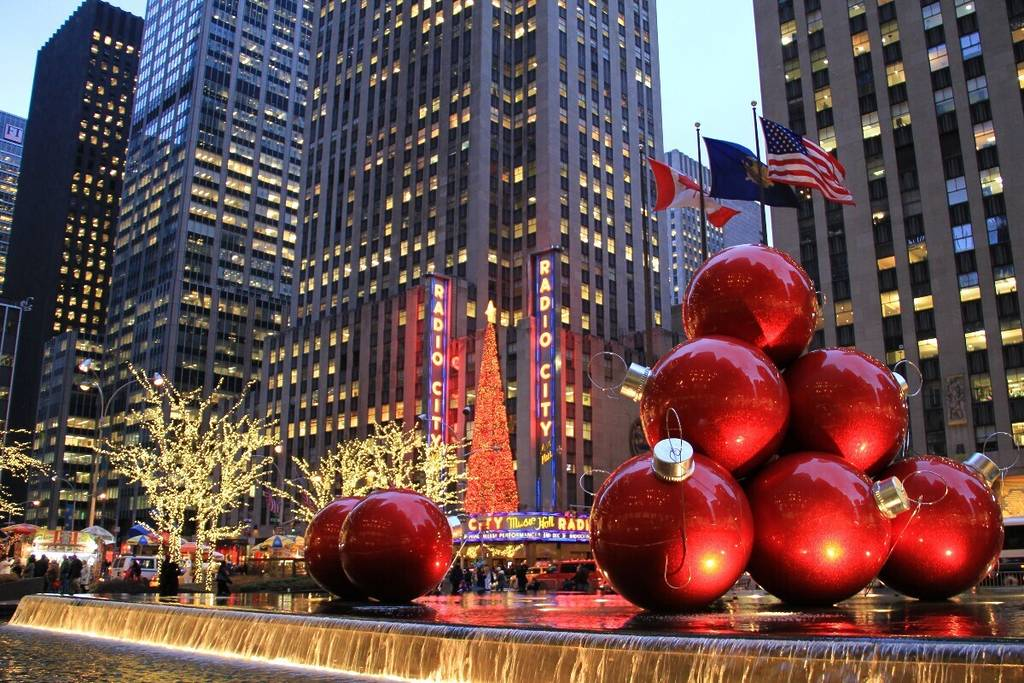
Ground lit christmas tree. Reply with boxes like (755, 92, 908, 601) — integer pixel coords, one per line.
(464, 302, 520, 513)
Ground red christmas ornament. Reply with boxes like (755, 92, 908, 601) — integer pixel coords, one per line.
(880, 454, 1004, 601)
(785, 348, 908, 475)
(622, 336, 789, 476)
(340, 489, 453, 603)
(746, 452, 906, 606)
(591, 439, 754, 612)
(683, 244, 818, 367)
(305, 497, 364, 600)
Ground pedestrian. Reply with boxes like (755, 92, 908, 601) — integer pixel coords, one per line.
(11, 557, 23, 577)
(573, 563, 591, 592)
(215, 561, 232, 596)
(474, 565, 486, 595)
(79, 561, 93, 592)
(68, 554, 84, 593)
(34, 554, 49, 579)
(59, 557, 71, 594)
(129, 558, 142, 582)
(158, 556, 180, 597)
(449, 562, 464, 595)
(496, 566, 507, 592)
(515, 561, 528, 594)
(46, 560, 59, 591)
(0, 557, 11, 575)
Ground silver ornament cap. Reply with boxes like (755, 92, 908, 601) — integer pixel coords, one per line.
(620, 363, 652, 402)
(872, 476, 910, 519)
(964, 452, 1000, 488)
(651, 438, 695, 483)
(892, 371, 909, 401)
(447, 515, 464, 542)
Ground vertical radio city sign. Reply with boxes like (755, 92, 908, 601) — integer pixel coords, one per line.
(424, 275, 451, 444)
(531, 248, 562, 511)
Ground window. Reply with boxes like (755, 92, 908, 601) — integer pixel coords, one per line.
(877, 255, 896, 270)
(891, 102, 911, 128)
(960, 272, 981, 301)
(922, 3, 943, 30)
(881, 21, 900, 46)
(880, 291, 901, 317)
(784, 58, 801, 82)
(994, 267, 1017, 295)
(819, 126, 836, 152)
(980, 168, 1003, 196)
(918, 338, 939, 359)
(811, 48, 829, 72)
(965, 330, 987, 352)
(1008, 369, 1024, 399)
(1015, 422, 1024, 447)
(973, 122, 995, 150)
(971, 375, 992, 402)
(960, 33, 982, 60)
(806, 10, 823, 34)
(848, 0, 866, 18)
(967, 76, 988, 104)
(908, 242, 928, 263)
(914, 295, 934, 311)
(934, 87, 955, 114)
(955, 0, 975, 17)
(835, 299, 854, 326)
(988, 215, 1009, 245)
(928, 45, 949, 72)
(946, 177, 968, 205)
(815, 87, 832, 112)
(852, 32, 871, 56)
(952, 224, 974, 253)
(886, 62, 906, 87)
(1004, 324, 1024, 346)
(861, 112, 881, 139)
(780, 20, 797, 46)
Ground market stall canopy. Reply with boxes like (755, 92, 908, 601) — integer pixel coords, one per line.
(80, 525, 115, 543)
(124, 534, 156, 546)
(0, 523, 40, 536)
(255, 534, 304, 550)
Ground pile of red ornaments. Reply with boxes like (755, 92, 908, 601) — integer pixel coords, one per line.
(305, 489, 454, 603)
(592, 244, 1004, 611)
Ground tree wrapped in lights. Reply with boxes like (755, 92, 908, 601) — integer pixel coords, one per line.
(0, 430, 50, 519)
(105, 368, 279, 588)
(464, 304, 519, 513)
(281, 421, 469, 518)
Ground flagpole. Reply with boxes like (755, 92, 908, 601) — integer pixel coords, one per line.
(695, 121, 708, 262)
(751, 100, 768, 245)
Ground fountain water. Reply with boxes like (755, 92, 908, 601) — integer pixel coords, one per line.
(11, 594, 1024, 681)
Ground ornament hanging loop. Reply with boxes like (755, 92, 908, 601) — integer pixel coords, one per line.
(587, 351, 631, 397)
(892, 359, 923, 399)
(979, 430, 1021, 480)
(901, 469, 950, 508)
(577, 469, 611, 498)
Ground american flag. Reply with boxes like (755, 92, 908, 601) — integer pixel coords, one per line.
(761, 117, 854, 205)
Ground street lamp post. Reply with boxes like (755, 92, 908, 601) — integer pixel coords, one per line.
(77, 358, 164, 529)
(50, 475, 78, 531)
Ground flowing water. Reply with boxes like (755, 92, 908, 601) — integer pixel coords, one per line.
(10, 594, 1024, 682)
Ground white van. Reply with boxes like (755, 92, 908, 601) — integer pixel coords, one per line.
(111, 555, 158, 582)
(1000, 516, 1024, 572)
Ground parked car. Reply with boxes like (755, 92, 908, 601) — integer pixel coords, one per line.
(110, 555, 158, 583)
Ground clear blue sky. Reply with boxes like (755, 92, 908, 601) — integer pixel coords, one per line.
(0, 1, 761, 156)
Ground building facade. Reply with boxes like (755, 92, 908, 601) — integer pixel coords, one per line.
(256, 0, 669, 533)
(104, 0, 312, 525)
(0, 112, 27, 291)
(3, 0, 142, 447)
(755, 0, 1023, 465)
(721, 198, 765, 248)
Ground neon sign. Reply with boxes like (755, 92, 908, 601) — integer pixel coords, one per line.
(462, 512, 590, 544)
(532, 249, 561, 510)
(424, 275, 451, 444)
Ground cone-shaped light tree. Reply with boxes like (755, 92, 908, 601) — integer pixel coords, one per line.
(464, 302, 519, 513)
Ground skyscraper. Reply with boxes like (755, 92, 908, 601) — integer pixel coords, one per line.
(105, 0, 312, 523)
(754, 0, 1023, 467)
(0, 111, 27, 290)
(4, 0, 143, 443)
(258, 0, 668, 529)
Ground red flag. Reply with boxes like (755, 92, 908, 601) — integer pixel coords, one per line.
(649, 158, 740, 227)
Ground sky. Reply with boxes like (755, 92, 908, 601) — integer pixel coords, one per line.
(0, 1, 762, 158)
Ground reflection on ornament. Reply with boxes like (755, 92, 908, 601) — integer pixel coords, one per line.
(306, 496, 364, 600)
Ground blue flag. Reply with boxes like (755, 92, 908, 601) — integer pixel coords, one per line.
(703, 137, 799, 207)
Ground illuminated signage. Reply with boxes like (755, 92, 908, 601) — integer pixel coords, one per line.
(2, 123, 23, 145)
(424, 275, 451, 444)
(531, 249, 561, 510)
(462, 512, 590, 544)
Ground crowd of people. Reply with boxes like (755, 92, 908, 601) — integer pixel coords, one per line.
(0, 553, 93, 593)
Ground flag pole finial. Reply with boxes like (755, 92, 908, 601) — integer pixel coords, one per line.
(694, 121, 700, 130)
(751, 100, 758, 108)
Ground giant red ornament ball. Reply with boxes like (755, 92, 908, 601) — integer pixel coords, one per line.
(305, 496, 364, 600)
(880, 455, 1004, 601)
(591, 440, 754, 612)
(746, 452, 893, 606)
(627, 336, 789, 476)
(340, 489, 452, 603)
(785, 348, 908, 475)
(682, 244, 818, 367)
